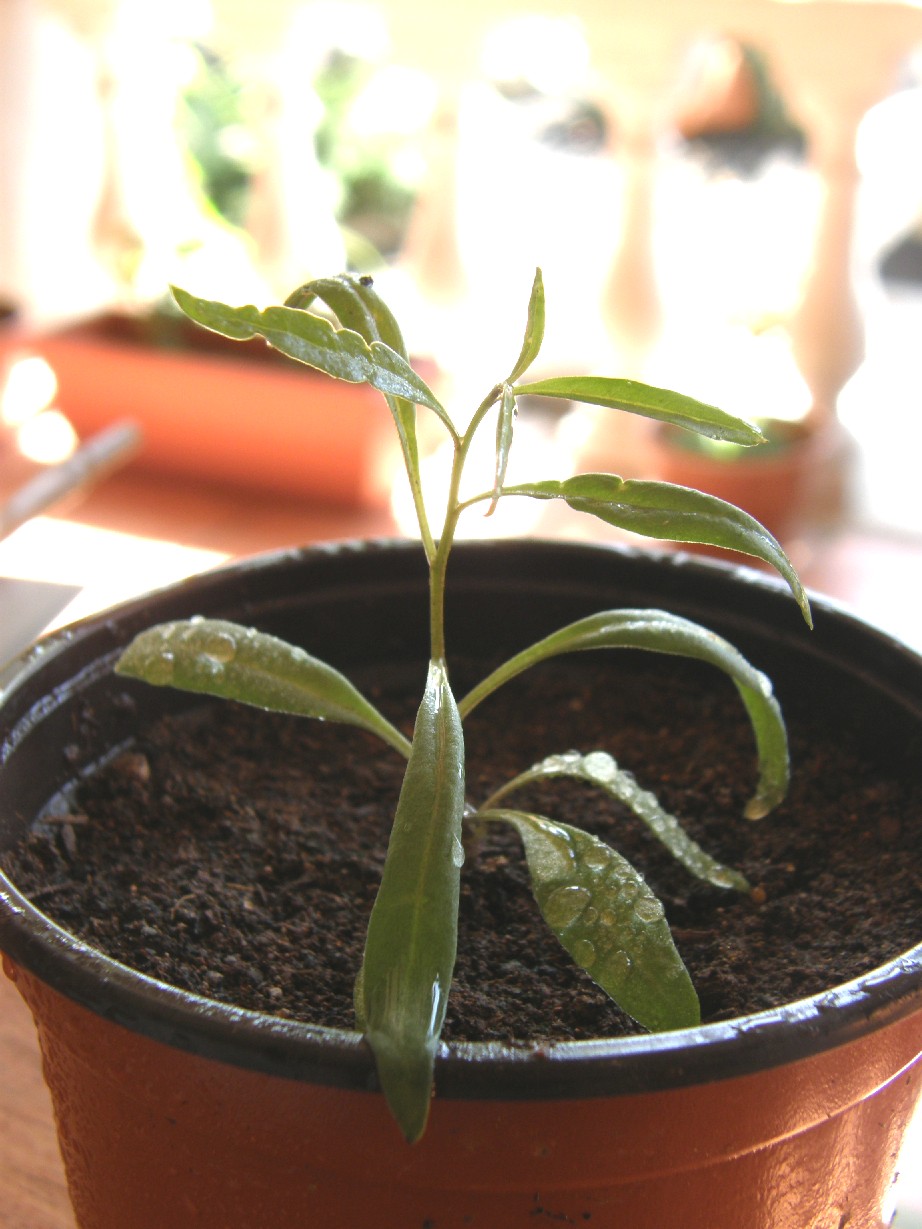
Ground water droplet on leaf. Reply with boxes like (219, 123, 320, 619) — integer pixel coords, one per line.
(582, 845, 610, 872)
(200, 629, 237, 664)
(606, 949, 632, 982)
(544, 884, 591, 929)
(572, 938, 597, 968)
(582, 751, 616, 784)
(146, 651, 175, 685)
(634, 896, 664, 923)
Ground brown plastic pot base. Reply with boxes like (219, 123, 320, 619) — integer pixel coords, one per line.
(7, 962, 921, 1229)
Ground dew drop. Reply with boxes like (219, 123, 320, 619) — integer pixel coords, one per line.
(606, 949, 632, 982)
(572, 938, 597, 969)
(634, 896, 664, 924)
(530, 829, 575, 879)
(599, 909, 617, 928)
(617, 880, 640, 904)
(583, 907, 599, 926)
(538, 750, 581, 774)
(544, 885, 591, 929)
(582, 751, 616, 784)
(146, 651, 175, 685)
(582, 845, 610, 872)
(200, 630, 238, 664)
(195, 654, 224, 680)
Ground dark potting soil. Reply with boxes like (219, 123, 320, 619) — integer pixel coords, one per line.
(4, 651, 921, 1044)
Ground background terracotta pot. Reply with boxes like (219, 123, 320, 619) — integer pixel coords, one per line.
(6, 313, 425, 508)
(1, 539, 921, 1229)
(648, 416, 852, 548)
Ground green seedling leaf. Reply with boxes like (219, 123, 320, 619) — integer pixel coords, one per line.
(115, 618, 411, 758)
(488, 751, 748, 891)
(360, 661, 465, 1143)
(481, 809, 700, 1031)
(486, 383, 517, 516)
(280, 274, 427, 552)
(505, 268, 546, 384)
(459, 608, 789, 820)
(501, 473, 811, 625)
(170, 285, 453, 432)
(513, 375, 765, 445)
(284, 274, 409, 360)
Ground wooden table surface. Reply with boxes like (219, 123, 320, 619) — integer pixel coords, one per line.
(1, 468, 921, 1229)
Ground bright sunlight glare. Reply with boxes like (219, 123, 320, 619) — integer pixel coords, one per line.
(1, 355, 58, 428)
(15, 409, 78, 465)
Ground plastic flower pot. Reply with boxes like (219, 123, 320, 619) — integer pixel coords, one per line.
(1, 539, 921, 1229)
(6, 312, 425, 508)
(648, 416, 849, 547)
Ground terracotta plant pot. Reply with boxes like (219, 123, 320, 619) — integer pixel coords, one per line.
(648, 416, 850, 547)
(8, 312, 420, 508)
(1, 539, 921, 1229)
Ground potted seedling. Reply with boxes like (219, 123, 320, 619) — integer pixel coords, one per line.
(1, 270, 920, 1229)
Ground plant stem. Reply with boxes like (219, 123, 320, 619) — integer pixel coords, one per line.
(428, 385, 502, 663)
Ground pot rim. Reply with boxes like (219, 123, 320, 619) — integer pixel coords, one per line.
(1, 537, 921, 1100)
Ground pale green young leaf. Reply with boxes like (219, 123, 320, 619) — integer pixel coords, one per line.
(458, 608, 790, 820)
(115, 618, 411, 758)
(486, 383, 517, 516)
(360, 661, 465, 1143)
(486, 751, 748, 891)
(505, 268, 546, 384)
(500, 474, 811, 625)
(513, 375, 764, 445)
(481, 809, 700, 1031)
(170, 285, 451, 429)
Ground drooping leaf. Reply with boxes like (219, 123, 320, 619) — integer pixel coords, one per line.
(489, 751, 748, 891)
(170, 285, 452, 430)
(115, 618, 411, 758)
(360, 660, 465, 1143)
(284, 274, 409, 360)
(459, 608, 790, 820)
(500, 473, 811, 625)
(505, 268, 546, 384)
(481, 809, 700, 1031)
(513, 375, 765, 445)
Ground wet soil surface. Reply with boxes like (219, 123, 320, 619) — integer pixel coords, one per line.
(4, 652, 921, 1043)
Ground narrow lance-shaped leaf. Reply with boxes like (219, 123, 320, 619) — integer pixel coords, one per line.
(505, 267, 546, 384)
(500, 473, 811, 626)
(486, 383, 517, 516)
(513, 375, 765, 446)
(459, 608, 790, 820)
(170, 286, 454, 434)
(480, 809, 700, 1032)
(280, 274, 427, 542)
(486, 751, 748, 891)
(115, 619, 411, 758)
(360, 660, 465, 1143)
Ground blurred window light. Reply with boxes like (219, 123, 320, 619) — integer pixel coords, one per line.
(1, 356, 58, 428)
(16, 409, 79, 465)
(480, 15, 589, 95)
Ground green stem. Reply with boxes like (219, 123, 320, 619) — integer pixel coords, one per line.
(403, 434, 437, 565)
(428, 385, 503, 662)
(478, 766, 541, 813)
